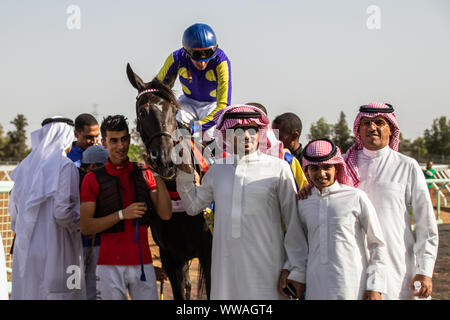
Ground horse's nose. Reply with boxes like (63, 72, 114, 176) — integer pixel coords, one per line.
(150, 150, 159, 160)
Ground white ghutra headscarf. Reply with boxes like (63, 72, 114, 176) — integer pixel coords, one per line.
(9, 117, 75, 276)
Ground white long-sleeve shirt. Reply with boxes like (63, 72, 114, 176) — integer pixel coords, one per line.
(357, 146, 439, 300)
(9, 157, 85, 300)
(288, 182, 386, 300)
(176, 151, 302, 300)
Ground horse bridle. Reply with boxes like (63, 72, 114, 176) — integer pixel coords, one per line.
(136, 88, 207, 180)
(135, 88, 180, 179)
(136, 88, 199, 180)
(135, 88, 183, 143)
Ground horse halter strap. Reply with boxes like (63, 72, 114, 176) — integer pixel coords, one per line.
(147, 131, 175, 146)
(136, 88, 159, 100)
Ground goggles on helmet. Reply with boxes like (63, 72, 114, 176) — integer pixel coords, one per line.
(184, 45, 218, 62)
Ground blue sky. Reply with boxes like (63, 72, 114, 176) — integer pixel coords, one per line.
(0, 0, 449, 146)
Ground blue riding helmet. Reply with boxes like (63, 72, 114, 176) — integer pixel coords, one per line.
(182, 23, 218, 62)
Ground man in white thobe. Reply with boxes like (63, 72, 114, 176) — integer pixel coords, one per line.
(283, 138, 386, 300)
(9, 117, 86, 300)
(176, 105, 301, 299)
(344, 102, 439, 300)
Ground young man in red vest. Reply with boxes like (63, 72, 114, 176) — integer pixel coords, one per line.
(80, 115, 172, 300)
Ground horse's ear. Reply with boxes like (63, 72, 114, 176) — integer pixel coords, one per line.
(127, 63, 146, 91)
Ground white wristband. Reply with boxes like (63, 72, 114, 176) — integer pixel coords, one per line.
(118, 209, 124, 220)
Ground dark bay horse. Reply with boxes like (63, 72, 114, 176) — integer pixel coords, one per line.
(126, 63, 212, 300)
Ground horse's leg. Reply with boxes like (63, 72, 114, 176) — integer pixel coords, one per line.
(160, 248, 186, 300)
(182, 262, 192, 300)
(197, 228, 213, 300)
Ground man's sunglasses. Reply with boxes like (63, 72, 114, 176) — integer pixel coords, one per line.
(185, 45, 218, 61)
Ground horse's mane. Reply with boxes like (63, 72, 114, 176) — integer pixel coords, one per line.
(146, 77, 180, 109)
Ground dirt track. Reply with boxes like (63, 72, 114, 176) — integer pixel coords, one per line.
(430, 207, 450, 300)
(149, 235, 206, 300)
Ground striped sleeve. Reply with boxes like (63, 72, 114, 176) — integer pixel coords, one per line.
(156, 53, 177, 84)
(198, 60, 231, 129)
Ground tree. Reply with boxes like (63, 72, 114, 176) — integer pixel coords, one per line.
(4, 114, 28, 160)
(399, 133, 428, 161)
(410, 137, 428, 158)
(308, 117, 333, 141)
(398, 132, 412, 154)
(332, 111, 355, 153)
(424, 116, 450, 156)
(130, 118, 146, 153)
(129, 118, 146, 162)
(128, 143, 144, 162)
(0, 124, 8, 159)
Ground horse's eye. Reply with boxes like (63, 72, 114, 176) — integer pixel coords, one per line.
(139, 108, 147, 118)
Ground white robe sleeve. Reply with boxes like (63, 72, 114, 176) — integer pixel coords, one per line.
(285, 203, 308, 284)
(357, 191, 387, 293)
(8, 187, 18, 232)
(53, 162, 80, 231)
(176, 169, 214, 216)
(407, 161, 439, 278)
(278, 162, 307, 284)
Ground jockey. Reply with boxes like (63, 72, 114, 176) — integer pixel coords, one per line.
(156, 23, 232, 143)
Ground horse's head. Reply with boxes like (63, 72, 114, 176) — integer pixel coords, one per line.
(127, 63, 179, 179)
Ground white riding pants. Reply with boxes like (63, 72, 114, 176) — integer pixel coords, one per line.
(177, 95, 217, 142)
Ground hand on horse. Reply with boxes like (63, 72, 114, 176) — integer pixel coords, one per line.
(178, 163, 201, 183)
(123, 202, 147, 220)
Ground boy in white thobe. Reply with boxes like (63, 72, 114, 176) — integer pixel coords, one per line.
(9, 117, 86, 300)
(177, 105, 302, 299)
(345, 103, 439, 299)
(283, 139, 386, 300)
